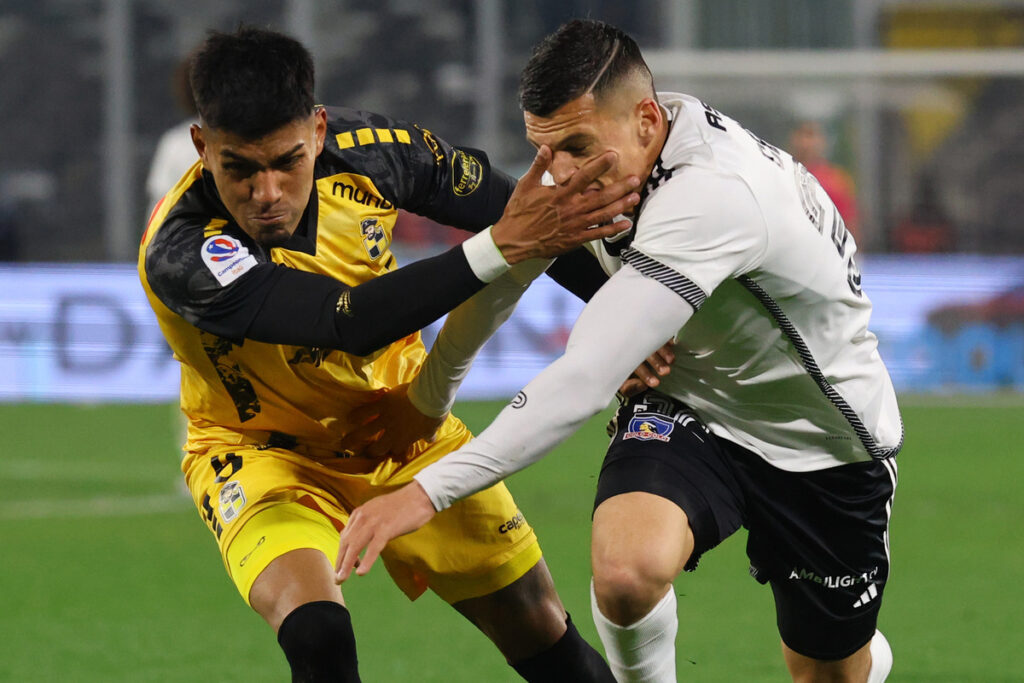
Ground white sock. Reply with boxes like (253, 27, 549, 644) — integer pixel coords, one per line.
(867, 630, 892, 683)
(591, 580, 678, 682)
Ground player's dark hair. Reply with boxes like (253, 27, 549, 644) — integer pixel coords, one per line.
(519, 19, 654, 116)
(190, 27, 315, 139)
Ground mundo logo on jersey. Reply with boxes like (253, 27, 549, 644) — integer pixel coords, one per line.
(623, 415, 674, 442)
(205, 237, 240, 262)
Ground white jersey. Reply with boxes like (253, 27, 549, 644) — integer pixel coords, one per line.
(412, 92, 903, 511)
(584, 93, 903, 470)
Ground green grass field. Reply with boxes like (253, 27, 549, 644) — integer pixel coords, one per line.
(2, 397, 1023, 681)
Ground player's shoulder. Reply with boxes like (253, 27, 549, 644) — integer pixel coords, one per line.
(143, 173, 262, 300)
(658, 93, 786, 175)
(319, 105, 440, 167)
(316, 105, 448, 200)
(146, 171, 231, 256)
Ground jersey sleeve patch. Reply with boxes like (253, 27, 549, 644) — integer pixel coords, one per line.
(201, 234, 259, 286)
(621, 247, 707, 310)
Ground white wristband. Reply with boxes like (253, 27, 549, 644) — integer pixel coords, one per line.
(462, 226, 510, 283)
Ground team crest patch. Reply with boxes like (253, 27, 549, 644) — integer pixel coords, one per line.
(360, 217, 389, 260)
(623, 414, 674, 442)
(218, 480, 247, 523)
(201, 234, 258, 286)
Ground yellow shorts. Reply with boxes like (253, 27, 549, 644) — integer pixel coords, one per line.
(183, 416, 541, 606)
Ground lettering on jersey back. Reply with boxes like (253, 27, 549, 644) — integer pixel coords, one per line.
(793, 164, 862, 297)
(745, 129, 784, 168)
(701, 101, 727, 132)
(795, 164, 824, 233)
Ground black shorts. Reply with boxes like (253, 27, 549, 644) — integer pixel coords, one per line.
(595, 390, 898, 660)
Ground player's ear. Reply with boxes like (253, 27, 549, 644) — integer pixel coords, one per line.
(636, 97, 661, 146)
(313, 106, 327, 155)
(190, 124, 207, 161)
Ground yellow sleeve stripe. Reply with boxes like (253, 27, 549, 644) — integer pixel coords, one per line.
(335, 128, 411, 150)
(203, 218, 228, 237)
(336, 132, 355, 149)
(355, 128, 375, 145)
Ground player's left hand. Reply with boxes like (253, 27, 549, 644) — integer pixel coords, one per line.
(336, 383, 445, 460)
(334, 482, 437, 583)
(619, 339, 675, 397)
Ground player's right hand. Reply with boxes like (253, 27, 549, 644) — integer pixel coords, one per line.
(335, 481, 437, 584)
(491, 146, 641, 264)
(336, 383, 444, 460)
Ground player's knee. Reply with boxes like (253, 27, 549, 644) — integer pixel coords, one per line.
(591, 558, 673, 626)
(277, 601, 361, 682)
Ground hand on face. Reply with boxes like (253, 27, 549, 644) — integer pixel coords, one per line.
(490, 146, 640, 265)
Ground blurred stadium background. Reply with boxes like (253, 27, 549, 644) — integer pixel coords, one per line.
(2, 1, 1023, 680)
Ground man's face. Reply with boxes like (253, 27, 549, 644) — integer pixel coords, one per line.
(191, 108, 326, 248)
(524, 90, 661, 195)
(789, 121, 826, 165)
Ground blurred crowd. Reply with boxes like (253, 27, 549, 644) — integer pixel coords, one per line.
(1, 0, 1020, 262)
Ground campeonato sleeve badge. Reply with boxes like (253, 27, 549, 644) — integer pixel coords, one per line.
(201, 234, 258, 286)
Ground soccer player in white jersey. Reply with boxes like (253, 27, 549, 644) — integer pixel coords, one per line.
(335, 20, 900, 683)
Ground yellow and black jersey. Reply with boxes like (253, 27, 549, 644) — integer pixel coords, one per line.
(139, 106, 516, 450)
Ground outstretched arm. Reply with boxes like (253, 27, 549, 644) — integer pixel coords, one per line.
(407, 257, 551, 419)
(334, 265, 694, 580)
(334, 258, 551, 458)
(147, 147, 640, 357)
(248, 147, 640, 355)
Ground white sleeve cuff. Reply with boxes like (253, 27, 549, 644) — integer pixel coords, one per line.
(407, 377, 451, 419)
(461, 227, 510, 283)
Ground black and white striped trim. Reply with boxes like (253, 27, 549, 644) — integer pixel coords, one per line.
(738, 275, 904, 460)
(880, 457, 898, 563)
(621, 247, 707, 310)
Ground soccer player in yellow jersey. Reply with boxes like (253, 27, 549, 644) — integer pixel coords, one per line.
(139, 27, 642, 683)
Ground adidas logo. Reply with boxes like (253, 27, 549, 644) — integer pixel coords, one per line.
(853, 582, 879, 608)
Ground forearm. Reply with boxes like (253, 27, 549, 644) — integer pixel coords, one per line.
(243, 229, 508, 355)
(408, 258, 550, 418)
(544, 245, 609, 302)
(413, 266, 694, 510)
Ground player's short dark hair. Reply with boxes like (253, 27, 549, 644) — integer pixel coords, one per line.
(518, 20, 654, 117)
(190, 27, 315, 139)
